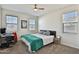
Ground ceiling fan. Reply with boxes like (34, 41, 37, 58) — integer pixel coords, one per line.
(33, 4, 44, 11)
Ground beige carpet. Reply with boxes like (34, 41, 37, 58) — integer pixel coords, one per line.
(0, 40, 79, 54)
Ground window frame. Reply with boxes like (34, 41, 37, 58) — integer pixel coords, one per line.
(5, 15, 18, 32)
(29, 19, 36, 30)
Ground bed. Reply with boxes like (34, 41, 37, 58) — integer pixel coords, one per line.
(21, 30, 56, 52)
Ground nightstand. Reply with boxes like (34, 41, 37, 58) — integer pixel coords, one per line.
(54, 35, 61, 44)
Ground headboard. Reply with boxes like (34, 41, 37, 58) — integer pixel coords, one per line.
(40, 30, 56, 37)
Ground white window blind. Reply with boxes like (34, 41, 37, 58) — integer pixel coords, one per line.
(6, 15, 18, 33)
(29, 19, 36, 30)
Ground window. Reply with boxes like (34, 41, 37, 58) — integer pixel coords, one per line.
(6, 15, 18, 33)
(29, 19, 36, 30)
(63, 23, 78, 33)
(63, 11, 78, 22)
(63, 11, 78, 33)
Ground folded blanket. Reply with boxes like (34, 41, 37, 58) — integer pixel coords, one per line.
(21, 34, 43, 51)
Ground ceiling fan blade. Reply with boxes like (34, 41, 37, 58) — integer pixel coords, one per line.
(38, 8, 44, 10)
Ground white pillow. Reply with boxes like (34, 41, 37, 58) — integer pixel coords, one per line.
(46, 31, 50, 36)
(39, 31, 43, 34)
(43, 31, 50, 36)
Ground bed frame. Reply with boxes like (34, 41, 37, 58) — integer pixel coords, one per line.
(21, 30, 56, 53)
(40, 30, 56, 37)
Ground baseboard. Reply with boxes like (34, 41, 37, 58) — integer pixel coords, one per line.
(61, 43, 79, 50)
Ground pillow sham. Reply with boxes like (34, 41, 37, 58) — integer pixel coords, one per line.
(39, 31, 43, 34)
(39, 30, 51, 36)
(43, 31, 47, 35)
(46, 31, 50, 36)
(42, 31, 50, 36)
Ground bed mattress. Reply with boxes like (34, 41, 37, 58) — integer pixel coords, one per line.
(21, 33, 54, 52)
(33, 33, 54, 45)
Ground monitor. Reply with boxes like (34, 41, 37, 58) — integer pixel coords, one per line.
(0, 28, 6, 34)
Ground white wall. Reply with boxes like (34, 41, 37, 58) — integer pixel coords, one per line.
(39, 10, 62, 35)
(0, 5, 2, 28)
(1, 8, 38, 39)
(39, 5, 79, 49)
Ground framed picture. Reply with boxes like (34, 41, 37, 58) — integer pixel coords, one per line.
(21, 20, 27, 28)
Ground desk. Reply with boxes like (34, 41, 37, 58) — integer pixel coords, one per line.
(0, 33, 15, 48)
(0, 33, 14, 43)
(1, 33, 14, 37)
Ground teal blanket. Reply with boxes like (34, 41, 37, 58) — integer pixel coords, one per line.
(21, 34, 43, 51)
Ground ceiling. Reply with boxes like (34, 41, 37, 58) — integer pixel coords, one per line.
(1, 4, 69, 16)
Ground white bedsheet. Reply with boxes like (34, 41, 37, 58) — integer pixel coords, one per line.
(33, 33, 54, 45)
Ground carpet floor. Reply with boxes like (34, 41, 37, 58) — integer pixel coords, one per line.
(0, 40, 79, 54)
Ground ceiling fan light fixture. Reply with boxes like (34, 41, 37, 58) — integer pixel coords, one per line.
(33, 4, 44, 11)
(34, 8, 38, 11)
(33, 4, 38, 11)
